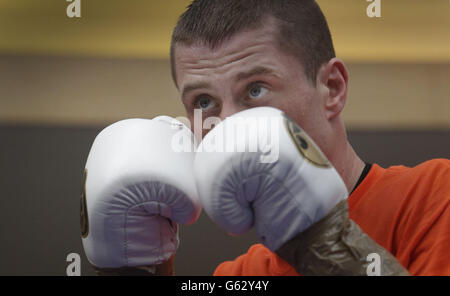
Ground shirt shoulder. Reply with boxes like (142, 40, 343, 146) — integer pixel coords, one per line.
(350, 159, 449, 215)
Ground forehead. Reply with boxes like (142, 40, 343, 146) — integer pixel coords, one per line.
(173, 21, 299, 86)
(175, 22, 277, 61)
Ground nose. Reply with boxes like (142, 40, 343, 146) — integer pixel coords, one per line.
(198, 98, 248, 139)
(219, 100, 248, 120)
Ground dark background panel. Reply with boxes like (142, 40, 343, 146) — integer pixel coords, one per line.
(0, 125, 448, 275)
(348, 130, 450, 167)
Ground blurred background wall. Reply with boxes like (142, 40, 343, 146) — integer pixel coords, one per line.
(0, 0, 449, 275)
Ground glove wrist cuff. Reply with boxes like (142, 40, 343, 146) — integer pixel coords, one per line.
(275, 200, 409, 276)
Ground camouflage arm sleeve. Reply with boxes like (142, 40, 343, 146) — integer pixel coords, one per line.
(275, 200, 409, 276)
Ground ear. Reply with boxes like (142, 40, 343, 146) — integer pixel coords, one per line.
(317, 58, 349, 120)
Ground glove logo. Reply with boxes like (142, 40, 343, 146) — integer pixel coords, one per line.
(283, 114, 330, 168)
(80, 169, 89, 238)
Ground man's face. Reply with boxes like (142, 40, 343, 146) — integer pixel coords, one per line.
(173, 22, 327, 142)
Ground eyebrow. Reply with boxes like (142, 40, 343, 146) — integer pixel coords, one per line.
(181, 66, 276, 100)
(181, 81, 212, 100)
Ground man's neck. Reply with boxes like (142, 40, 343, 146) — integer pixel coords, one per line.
(334, 143, 365, 194)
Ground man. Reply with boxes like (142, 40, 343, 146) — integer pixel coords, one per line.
(170, 0, 450, 275)
(82, 0, 449, 276)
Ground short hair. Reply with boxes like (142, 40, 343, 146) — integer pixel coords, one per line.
(170, 0, 335, 87)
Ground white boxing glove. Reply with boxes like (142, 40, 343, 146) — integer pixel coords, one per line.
(81, 117, 200, 273)
(194, 107, 348, 251)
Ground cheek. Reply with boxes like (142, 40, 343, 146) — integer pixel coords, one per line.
(268, 88, 312, 123)
(271, 87, 325, 136)
(187, 114, 214, 141)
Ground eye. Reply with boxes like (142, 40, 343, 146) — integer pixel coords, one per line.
(248, 84, 269, 100)
(194, 95, 216, 111)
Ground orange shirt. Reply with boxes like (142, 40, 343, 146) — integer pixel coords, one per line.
(214, 159, 450, 276)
